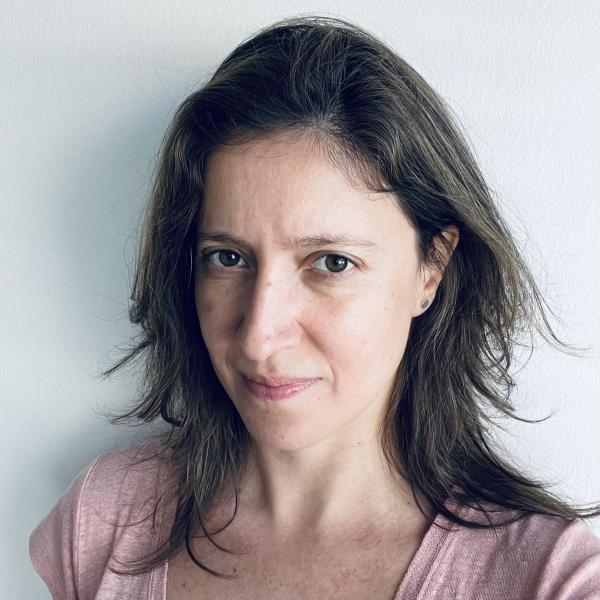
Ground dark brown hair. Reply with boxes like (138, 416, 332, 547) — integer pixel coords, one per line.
(100, 15, 600, 577)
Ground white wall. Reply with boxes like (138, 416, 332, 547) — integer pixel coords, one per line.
(2, 2, 599, 597)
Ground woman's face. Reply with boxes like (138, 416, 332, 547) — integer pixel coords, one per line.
(194, 132, 440, 452)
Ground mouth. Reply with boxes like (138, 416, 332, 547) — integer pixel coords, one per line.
(241, 374, 319, 401)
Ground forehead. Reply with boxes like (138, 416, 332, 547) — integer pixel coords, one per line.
(204, 132, 370, 198)
(200, 132, 416, 248)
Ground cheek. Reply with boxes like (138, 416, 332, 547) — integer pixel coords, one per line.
(195, 294, 212, 332)
(321, 285, 413, 378)
(377, 289, 414, 363)
(195, 290, 237, 388)
(198, 299, 214, 319)
(195, 289, 228, 349)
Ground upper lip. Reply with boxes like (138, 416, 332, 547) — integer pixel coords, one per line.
(242, 372, 319, 387)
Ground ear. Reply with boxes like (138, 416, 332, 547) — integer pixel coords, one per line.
(413, 225, 459, 316)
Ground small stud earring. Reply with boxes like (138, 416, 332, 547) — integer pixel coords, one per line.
(420, 299, 430, 309)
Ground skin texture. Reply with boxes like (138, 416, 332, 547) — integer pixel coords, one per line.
(193, 130, 458, 538)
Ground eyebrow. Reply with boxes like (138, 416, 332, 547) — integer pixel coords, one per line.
(196, 231, 377, 250)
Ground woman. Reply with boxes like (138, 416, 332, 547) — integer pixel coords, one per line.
(29, 15, 600, 599)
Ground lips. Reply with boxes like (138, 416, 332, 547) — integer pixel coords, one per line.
(241, 374, 319, 401)
(242, 372, 319, 387)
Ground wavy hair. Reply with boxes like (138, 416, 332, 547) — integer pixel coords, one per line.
(100, 15, 600, 577)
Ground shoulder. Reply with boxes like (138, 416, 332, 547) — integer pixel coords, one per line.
(433, 499, 600, 598)
(29, 435, 176, 600)
(529, 513, 600, 598)
(81, 435, 174, 516)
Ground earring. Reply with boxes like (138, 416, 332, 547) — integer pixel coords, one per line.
(420, 299, 430, 309)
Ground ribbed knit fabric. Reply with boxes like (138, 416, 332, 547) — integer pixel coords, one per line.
(29, 440, 600, 599)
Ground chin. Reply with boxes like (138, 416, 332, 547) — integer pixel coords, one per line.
(246, 422, 333, 452)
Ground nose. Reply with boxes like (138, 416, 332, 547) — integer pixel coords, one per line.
(237, 266, 302, 363)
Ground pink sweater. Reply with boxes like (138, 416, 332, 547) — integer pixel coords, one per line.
(29, 440, 600, 599)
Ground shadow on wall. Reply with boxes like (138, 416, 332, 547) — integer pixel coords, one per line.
(27, 95, 181, 513)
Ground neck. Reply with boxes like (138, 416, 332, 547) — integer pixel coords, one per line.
(233, 433, 431, 539)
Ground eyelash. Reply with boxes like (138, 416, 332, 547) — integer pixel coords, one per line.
(196, 249, 357, 281)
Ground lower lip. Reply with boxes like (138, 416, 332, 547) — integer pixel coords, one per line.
(242, 376, 318, 401)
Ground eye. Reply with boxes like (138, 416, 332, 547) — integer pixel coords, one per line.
(199, 249, 248, 270)
(312, 254, 357, 280)
(197, 249, 357, 281)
